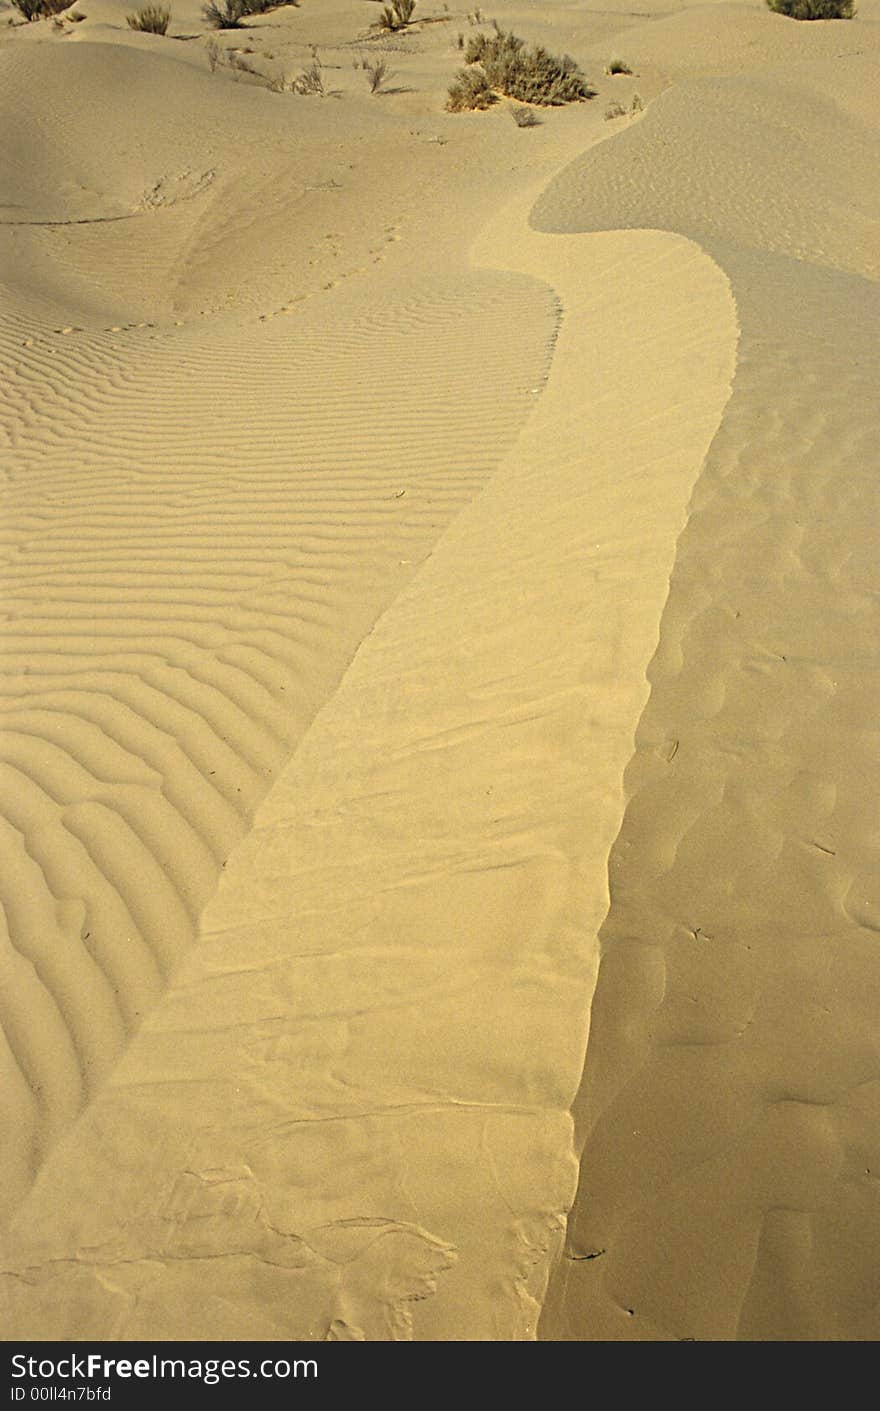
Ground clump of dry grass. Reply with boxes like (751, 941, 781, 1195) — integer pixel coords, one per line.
(605, 57, 631, 75)
(201, 0, 294, 25)
(460, 26, 593, 105)
(126, 4, 170, 32)
(605, 93, 644, 119)
(510, 104, 539, 126)
(291, 59, 325, 94)
(365, 57, 391, 93)
(767, 0, 854, 14)
(446, 65, 495, 110)
(11, 0, 72, 18)
(378, 0, 415, 30)
(203, 0, 246, 26)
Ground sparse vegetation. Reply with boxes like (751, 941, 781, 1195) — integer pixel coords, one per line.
(605, 94, 644, 119)
(605, 57, 631, 75)
(378, 0, 415, 30)
(457, 27, 593, 106)
(446, 65, 495, 110)
(510, 104, 539, 127)
(766, 0, 854, 13)
(206, 34, 222, 68)
(126, 4, 170, 32)
(10, 0, 42, 19)
(203, 0, 246, 26)
(365, 57, 391, 93)
(227, 50, 260, 76)
(201, 0, 292, 24)
(291, 59, 325, 94)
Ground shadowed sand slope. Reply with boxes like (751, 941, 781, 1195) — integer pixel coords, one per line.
(535, 29, 880, 1342)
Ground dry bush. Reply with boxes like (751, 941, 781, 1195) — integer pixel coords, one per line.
(291, 59, 325, 94)
(446, 65, 495, 110)
(766, 0, 854, 12)
(10, 0, 43, 19)
(365, 57, 391, 93)
(605, 100, 626, 120)
(203, 0, 246, 26)
(127, 4, 170, 32)
(378, 0, 415, 30)
(605, 57, 631, 75)
(462, 27, 593, 105)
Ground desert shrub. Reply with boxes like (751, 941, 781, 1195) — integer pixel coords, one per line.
(127, 4, 170, 31)
(605, 101, 625, 120)
(630, 92, 644, 112)
(11, 0, 50, 19)
(378, 0, 415, 29)
(766, 0, 854, 14)
(203, 0, 246, 27)
(461, 27, 593, 105)
(446, 65, 495, 110)
(605, 57, 631, 75)
(291, 59, 324, 94)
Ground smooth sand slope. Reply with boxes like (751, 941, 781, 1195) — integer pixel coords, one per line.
(2, 0, 879, 1340)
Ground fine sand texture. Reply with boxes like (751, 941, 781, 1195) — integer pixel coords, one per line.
(2, 0, 880, 1340)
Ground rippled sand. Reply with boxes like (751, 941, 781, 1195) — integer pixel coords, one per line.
(2, 0, 879, 1340)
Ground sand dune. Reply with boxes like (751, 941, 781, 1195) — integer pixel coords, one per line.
(2, 0, 879, 1341)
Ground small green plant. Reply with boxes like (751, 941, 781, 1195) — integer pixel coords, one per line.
(605, 57, 631, 75)
(446, 66, 495, 110)
(127, 4, 170, 32)
(291, 59, 325, 94)
(203, 0, 246, 27)
(511, 104, 539, 126)
(766, 0, 854, 14)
